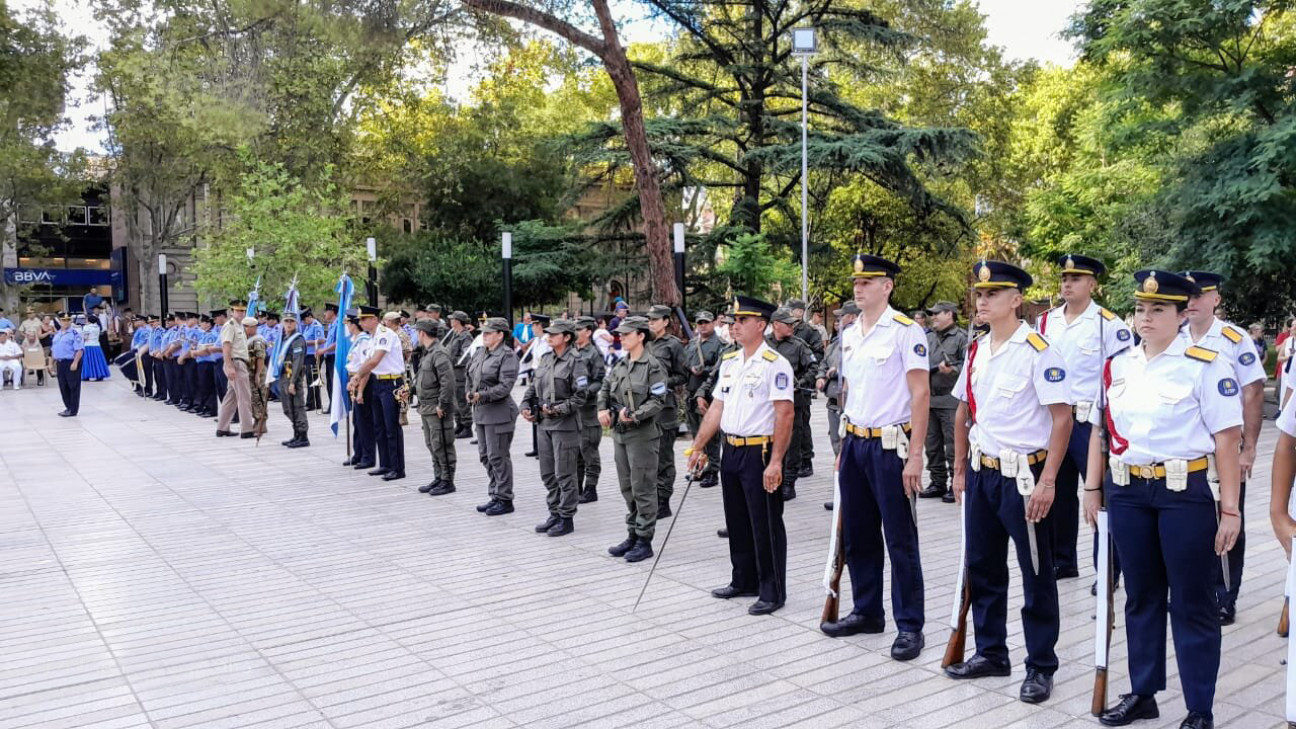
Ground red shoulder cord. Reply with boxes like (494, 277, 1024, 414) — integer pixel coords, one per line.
(965, 338, 979, 424)
(1103, 357, 1129, 455)
(1039, 309, 1049, 336)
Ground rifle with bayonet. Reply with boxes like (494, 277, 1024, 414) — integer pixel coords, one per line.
(1093, 309, 1115, 716)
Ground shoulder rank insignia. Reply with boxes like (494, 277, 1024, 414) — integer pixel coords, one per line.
(1099, 308, 1116, 321)
(761, 350, 779, 362)
(1221, 326, 1243, 344)
(1185, 346, 1218, 363)
(721, 349, 740, 360)
(1026, 332, 1048, 352)
(893, 313, 915, 326)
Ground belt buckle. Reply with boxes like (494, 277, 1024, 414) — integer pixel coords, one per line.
(1136, 465, 1155, 479)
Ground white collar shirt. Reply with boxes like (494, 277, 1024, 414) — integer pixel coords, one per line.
(954, 322, 1073, 454)
(0, 340, 20, 358)
(712, 340, 794, 437)
(1104, 337, 1243, 465)
(346, 332, 371, 374)
(371, 325, 405, 375)
(1037, 300, 1132, 407)
(1180, 317, 1267, 387)
(841, 306, 928, 427)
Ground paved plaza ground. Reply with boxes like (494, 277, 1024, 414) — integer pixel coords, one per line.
(1, 377, 1292, 729)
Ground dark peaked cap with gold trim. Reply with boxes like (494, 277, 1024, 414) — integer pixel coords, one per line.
(972, 260, 1033, 290)
(851, 254, 901, 278)
(1179, 270, 1224, 292)
(1058, 253, 1106, 278)
(732, 295, 777, 320)
(1134, 270, 1201, 302)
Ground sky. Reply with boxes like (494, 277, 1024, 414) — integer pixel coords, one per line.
(23, 0, 1083, 153)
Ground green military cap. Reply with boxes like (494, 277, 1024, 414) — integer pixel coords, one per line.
(414, 319, 443, 337)
(480, 317, 510, 333)
(241, 316, 258, 327)
(545, 319, 576, 335)
(693, 310, 715, 323)
(646, 305, 673, 320)
(771, 307, 798, 325)
(834, 301, 861, 317)
(450, 310, 470, 324)
(614, 315, 651, 335)
(574, 316, 598, 330)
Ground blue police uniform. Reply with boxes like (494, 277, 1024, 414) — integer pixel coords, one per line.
(194, 323, 219, 416)
(301, 313, 325, 410)
(163, 322, 183, 405)
(1098, 270, 1243, 728)
(950, 261, 1072, 690)
(182, 320, 202, 409)
(149, 322, 169, 400)
(131, 323, 153, 396)
(823, 255, 928, 658)
(51, 317, 84, 415)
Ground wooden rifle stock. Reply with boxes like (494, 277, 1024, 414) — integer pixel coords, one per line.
(820, 509, 844, 626)
(1092, 668, 1108, 717)
(941, 573, 971, 668)
(1280, 598, 1290, 638)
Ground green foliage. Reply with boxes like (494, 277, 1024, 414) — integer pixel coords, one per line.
(192, 155, 365, 306)
(714, 232, 800, 302)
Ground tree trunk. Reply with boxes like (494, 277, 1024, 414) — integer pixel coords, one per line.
(461, 0, 679, 305)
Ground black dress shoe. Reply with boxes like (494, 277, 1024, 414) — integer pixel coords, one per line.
(797, 463, 813, 478)
(483, 500, 514, 516)
(717, 528, 728, 538)
(469, 438, 478, 445)
(1019, 669, 1053, 704)
(1179, 712, 1212, 729)
(823, 501, 833, 511)
(1218, 604, 1236, 626)
(748, 599, 784, 615)
(419, 479, 441, 494)
(624, 538, 653, 562)
(699, 474, 718, 488)
(546, 517, 574, 537)
(780, 481, 797, 500)
(215, 430, 235, 437)
(711, 585, 759, 599)
(368, 467, 390, 476)
(944, 654, 1012, 680)
(608, 535, 637, 557)
(891, 631, 924, 661)
(429, 482, 455, 496)
(1055, 566, 1080, 579)
(351, 461, 374, 469)
(287, 439, 309, 448)
(381, 471, 405, 481)
(57, 410, 71, 417)
(281, 437, 296, 446)
(524, 450, 538, 457)
(477, 500, 498, 513)
(1099, 694, 1159, 726)
(820, 613, 886, 638)
(919, 485, 946, 499)
(535, 515, 560, 533)
(942, 491, 956, 503)
(455, 431, 472, 439)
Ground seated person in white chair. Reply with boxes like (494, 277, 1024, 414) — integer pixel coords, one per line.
(0, 329, 23, 389)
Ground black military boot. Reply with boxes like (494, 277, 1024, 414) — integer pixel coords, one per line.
(287, 433, 310, 448)
(608, 534, 637, 557)
(624, 538, 653, 563)
(429, 481, 455, 496)
(546, 517, 574, 537)
(657, 499, 672, 519)
(535, 515, 560, 533)
(781, 477, 797, 501)
(578, 485, 598, 504)
(281, 432, 297, 446)
(419, 479, 442, 494)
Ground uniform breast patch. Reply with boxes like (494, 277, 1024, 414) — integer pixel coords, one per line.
(650, 382, 667, 395)
(1218, 378, 1239, 396)
(914, 343, 927, 357)
(576, 376, 588, 388)
(1239, 352, 1256, 366)
(1044, 367, 1066, 383)
(775, 373, 789, 390)
(1117, 329, 1131, 342)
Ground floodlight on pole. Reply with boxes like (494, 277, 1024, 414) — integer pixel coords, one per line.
(792, 27, 817, 309)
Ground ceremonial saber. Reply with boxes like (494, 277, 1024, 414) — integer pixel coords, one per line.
(632, 449, 700, 613)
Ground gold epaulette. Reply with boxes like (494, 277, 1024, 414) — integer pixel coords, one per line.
(1026, 332, 1048, 352)
(1185, 346, 1218, 363)
(1099, 308, 1116, 321)
(762, 350, 779, 362)
(722, 349, 740, 361)
(893, 313, 914, 326)
(1221, 326, 1243, 344)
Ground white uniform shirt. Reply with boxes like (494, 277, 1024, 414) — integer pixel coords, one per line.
(1275, 386, 1296, 438)
(841, 307, 928, 427)
(1180, 317, 1267, 387)
(1037, 300, 1132, 409)
(711, 340, 795, 437)
(371, 325, 405, 375)
(953, 322, 1073, 454)
(346, 332, 371, 375)
(0, 339, 21, 359)
(1103, 337, 1243, 465)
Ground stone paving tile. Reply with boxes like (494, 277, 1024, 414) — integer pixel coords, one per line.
(1, 381, 1293, 728)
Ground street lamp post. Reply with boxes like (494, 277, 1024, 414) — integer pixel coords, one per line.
(502, 232, 514, 328)
(673, 222, 686, 312)
(792, 27, 817, 309)
(365, 237, 378, 306)
(157, 253, 169, 316)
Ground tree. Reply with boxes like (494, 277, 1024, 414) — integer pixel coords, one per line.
(1070, 0, 1296, 321)
(191, 156, 366, 307)
(459, 0, 679, 305)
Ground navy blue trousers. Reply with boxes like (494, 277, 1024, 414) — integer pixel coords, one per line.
(196, 361, 215, 413)
(153, 357, 167, 400)
(966, 462, 1059, 673)
(720, 442, 786, 604)
(1215, 480, 1245, 613)
(1057, 420, 1125, 580)
(838, 434, 924, 632)
(165, 359, 182, 403)
(1109, 470, 1220, 717)
(56, 359, 81, 414)
(372, 378, 405, 473)
(352, 396, 374, 465)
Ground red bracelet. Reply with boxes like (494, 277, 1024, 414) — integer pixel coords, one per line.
(1220, 509, 1241, 518)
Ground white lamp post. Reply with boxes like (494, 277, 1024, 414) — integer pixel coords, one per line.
(792, 27, 818, 309)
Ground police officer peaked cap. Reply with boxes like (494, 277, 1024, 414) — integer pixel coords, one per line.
(200, 315, 213, 324)
(732, 295, 777, 320)
(450, 310, 470, 324)
(265, 311, 281, 320)
(693, 310, 715, 323)
(851, 254, 901, 278)
(646, 305, 673, 320)
(972, 260, 1033, 290)
(282, 311, 299, 322)
(399, 310, 411, 319)
(324, 303, 339, 313)
(209, 309, 226, 319)
(574, 316, 597, 330)
(1058, 254, 1106, 278)
(1134, 270, 1200, 302)
(480, 317, 510, 333)
(530, 313, 551, 326)
(148, 314, 161, 322)
(771, 307, 798, 325)
(1179, 270, 1224, 292)
(228, 299, 248, 309)
(300, 308, 314, 319)
(383, 311, 401, 321)
(545, 319, 576, 335)
(414, 319, 443, 337)
(357, 305, 380, 318)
